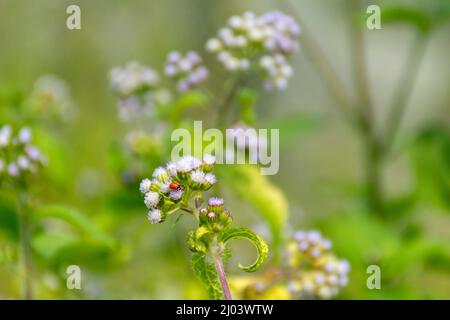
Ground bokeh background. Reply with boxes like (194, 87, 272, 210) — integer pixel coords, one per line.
(0, 0, 449, 299)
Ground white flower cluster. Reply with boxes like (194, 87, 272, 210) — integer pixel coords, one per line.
(164, 51, 209, 92)
(139, 154, 216, 224)
(0, 125, 46, 181)
(228, 123, 267, 151)
(206, 11, 300, 90)
(293, 230, 333, 258)
(109, 62, 159, 96)
(31, 75, 75, 122)
(109, 62, 160, 121)
(260, 54, 293, 90)
(286, 230, 350, 299)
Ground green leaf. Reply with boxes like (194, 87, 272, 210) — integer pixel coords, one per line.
(220, 165, 288, 259)
(191, 253, 224, 300)
(409, 126, 450, 210)
(32, 233, 78, 261)
(33, 128, 73, 189)
(236, 88, 257, 125)
(218, 227, 268, 272)
(169, 90, 209, 124)
(34, 204, 115, 247)
(382, 6, 432, 32)
(264, 113, 322, 147)
(433, 0, 450, 24)
(0, 193, 19, 240)
(32, 233, 119, 270)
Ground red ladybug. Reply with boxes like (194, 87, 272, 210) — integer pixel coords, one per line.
(169, 181, 181, 190)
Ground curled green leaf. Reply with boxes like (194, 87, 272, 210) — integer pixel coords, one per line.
(220, 165, 287, 260)
(218, 227, 268, 272)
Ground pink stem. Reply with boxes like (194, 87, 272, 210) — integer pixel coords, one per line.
(214, 245, 232, 300)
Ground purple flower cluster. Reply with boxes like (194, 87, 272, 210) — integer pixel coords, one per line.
(286, 230, 350, 299)
(206, 11, 300, 90)
(164, 51, 209, 92)
(109, 62, 160, 122)
(258, 11, 301, 54)
(0, 125, 46, 181)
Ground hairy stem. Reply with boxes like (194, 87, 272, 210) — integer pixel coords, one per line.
(17, 192, 33, 300)
(213, 244, 232, 300)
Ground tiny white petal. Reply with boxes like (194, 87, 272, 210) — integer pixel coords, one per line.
(144, 191, 160, 208)
(147, 209, 162, 224)
(208, 197, 224, 207)
(190, 170, 205, 183)
(203, 154, 216, 165)
(139, 178, 152, 194)
(169, 189, 183, 200)
(204, 173, 216, 185)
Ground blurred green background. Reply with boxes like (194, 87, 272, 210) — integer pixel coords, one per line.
(0, 0, 449, 299)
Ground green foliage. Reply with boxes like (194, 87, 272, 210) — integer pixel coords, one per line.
(236, 88, 257, 125)
(382, 6, 432, 32)
(31, 205, 118, 270)
(380, 0, 450, 32)
(191, 253, 224, 300)
(409, 126, 450, 210)
(33, 128, 72, 189)
(0, 193, 19, 240)
(221, 165, 288, 256)
(34, 205, 115, 246)
(218, 227, 268, 272)
(168, 90, 210, 125)
(265, 113, 322, 147)
(317, 211, 450, 298)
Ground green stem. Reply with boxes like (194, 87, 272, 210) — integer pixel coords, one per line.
(384, 33, 428, 152)
(216, 76, 246, 127)
(17, 192, 33, 300)
(365, 137, 385, 216)
(349, 3, 386, 216)
(180, 207, 194, 214)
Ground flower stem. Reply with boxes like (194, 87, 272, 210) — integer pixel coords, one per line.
(17, 192, 33, 300)
(180, 207, 194, 214)
(384, 33, 428, 151)
(216, 76, 246, 127)
(213, 244, 232, 300)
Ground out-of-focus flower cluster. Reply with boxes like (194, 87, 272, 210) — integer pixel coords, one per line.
(139, 154, 217, 224)
(234, 230, 350, 300)
(285, 230, 350, 299)
(30, 75, 75, 122)
(109, 62, 162, 121)
(228, 123, 267, 150)
(164, 51, 209, 92)
(124, 130, 163, 158)
(206, 11, 300, 90)
(0, 125, 46, 182)
(110, 62, 159, 96)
